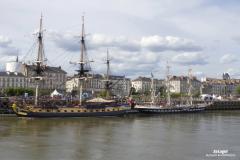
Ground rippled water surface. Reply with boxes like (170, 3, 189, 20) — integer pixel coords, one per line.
(0, 111, 239, 160)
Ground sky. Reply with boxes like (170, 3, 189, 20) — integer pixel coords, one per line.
(1, 0, 240, 79)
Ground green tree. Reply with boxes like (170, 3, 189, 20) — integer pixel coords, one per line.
(39, 89, 52, 96)
(193, 91, 200, 98)
(144, 90, 151, 96)
(4, 88, 34, 96)
(157, 86, 166, 98)
(98, 90, 108, 98)
(131, 87, 138, 95)
(171, 93, 182, 98)
(235, 85, 240, 95)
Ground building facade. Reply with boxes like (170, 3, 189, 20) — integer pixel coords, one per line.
(66, 74, 131, 97)
(21, 64, 67, 91)
(0, 72, 26, 89)
(131, 76, 164, 93)
(169, 76, 201, 94)
(202, 77, 240, 96)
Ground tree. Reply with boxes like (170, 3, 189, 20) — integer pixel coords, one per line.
(193, 91, 200, 98)
(98, 90, 108, 98)
(157, 86, 166, 98)
(235, 85, 240, 95)
(39, 89, 51, 96)
(171, 93, 182, 98)
(4, 88, 34, 96)
(131, 87, 138, 95)
(144, 90, 151, 96)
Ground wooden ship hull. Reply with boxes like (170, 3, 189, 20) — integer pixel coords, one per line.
(14, 104, 130, 118)
(15, 110, 127, 118)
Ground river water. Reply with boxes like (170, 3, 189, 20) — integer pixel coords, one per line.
(0, 111, 239, 160)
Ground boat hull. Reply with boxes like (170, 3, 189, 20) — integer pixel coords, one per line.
(136, 107, 205, 114)
(16, 110, 127, 118)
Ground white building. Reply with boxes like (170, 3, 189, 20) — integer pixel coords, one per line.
(0, 57, 27, 91)
(202, 77, 240, 96)
(66, 74, 131, 97)
(169, 76, 201, 94)
(0, 57, 67, 91)
(5, 57, 23, 73)
(0, 72, 26, 89)
(131, 76, 164, 93)
(21, 64, 67, 91)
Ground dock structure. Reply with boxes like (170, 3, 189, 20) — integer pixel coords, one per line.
(206, 101, 240, 110)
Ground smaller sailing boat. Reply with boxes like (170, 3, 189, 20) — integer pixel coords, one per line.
(135, 65, 206, 114)
(12, 16, 130, 117)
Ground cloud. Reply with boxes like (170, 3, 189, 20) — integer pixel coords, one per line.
(1, 0, 240, 79)
(90, 49, 161, 77)
(220, 54, 238, 64)
(232, 36, 240, 44)
(193, 71, 205, 78)
(172, 52, 208, 66)
(48, 31, 140, 52)
(47, 31, 79, 52)
(47, 31, 203, 77)
(0, 36, 12, 47)
(140, 35, 202, 52)
(90, 34, 140, 51)
(225, 68, 240, 78)
(0, 35, 19, 56)
(48, 31, 201, 53)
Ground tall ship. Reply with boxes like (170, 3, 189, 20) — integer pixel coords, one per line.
(135, 65, 206, 114)
(12, 15, 130, 117)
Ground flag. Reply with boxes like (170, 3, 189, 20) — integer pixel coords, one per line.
(151, 72, 154, 78)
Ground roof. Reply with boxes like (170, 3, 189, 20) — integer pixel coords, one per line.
(25, 64, 67, 74)
(132, 76, 163, 82)
(203, 78, 240, 85)
(170, 75, 199, 82)
(132, 76, 151, 82)
(0, 72, 25, 77)
(70, 73, 129, 80)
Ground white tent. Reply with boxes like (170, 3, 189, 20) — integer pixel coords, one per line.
(51, 89, 63, 97)
(86, 97, 115, 103)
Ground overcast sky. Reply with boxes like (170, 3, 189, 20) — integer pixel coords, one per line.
(1, 0, 240, 79)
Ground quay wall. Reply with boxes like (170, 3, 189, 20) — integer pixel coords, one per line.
(206, 101, 240, 110)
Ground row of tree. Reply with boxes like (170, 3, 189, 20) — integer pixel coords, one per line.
(0, 88, 54, 97)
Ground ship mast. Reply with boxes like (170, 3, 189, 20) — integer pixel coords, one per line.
(150, 73, 155, 104)
(34, 14, 45, 106)
(71, 16, 91, 105)
(188, 69, 193, 105)
(166, 63, 171, 106)
(105, 49, 111, 99)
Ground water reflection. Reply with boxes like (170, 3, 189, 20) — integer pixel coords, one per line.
(0, 111, 239, 160)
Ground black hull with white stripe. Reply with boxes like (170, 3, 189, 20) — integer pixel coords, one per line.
(136, 105, 206, 114)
